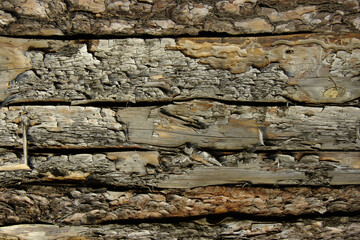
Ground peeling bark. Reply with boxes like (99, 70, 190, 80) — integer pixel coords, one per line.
(0, 185, 359, 226)
(0, 0, 360, 37)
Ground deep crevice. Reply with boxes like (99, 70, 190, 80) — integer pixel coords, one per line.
(2, 97, 359, 109)
(3, 100, 174, 108)
(14, 181, 159, 193)
(2, 143, 359, 156)
(1, 212, 359, 229)
(15, 177, 360, 191)
(89, 211, 360, 226)
(0, 31, 316, 40)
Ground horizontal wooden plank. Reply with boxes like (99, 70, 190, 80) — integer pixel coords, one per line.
(156, 151, 360, 188)
(156, 167, 360, 188)
(1, 217, 359, 240)
(0, 105, 125, 148)
(119, 101, 360, 150)
(0, 102, 358, 150)
(1, 150, 359, 187)
(1, 34, 360, 104)
(0, 185, 359, 225)
(0, 0, 359, 36)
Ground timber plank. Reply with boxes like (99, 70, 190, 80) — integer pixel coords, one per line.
(1, 0, 359, 236)
(0, 102, 358, 150)
(1, 150, 359, 187)
(0, 105, 125, 148)
(118, 101, 360, 150)
(1, 34, 360, 104)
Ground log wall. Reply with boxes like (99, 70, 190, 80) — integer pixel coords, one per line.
(0, 0, 360, 239)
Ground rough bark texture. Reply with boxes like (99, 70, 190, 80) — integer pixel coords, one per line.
(1, 0, 360, 37)
(1, 185, 360, 225)
(1, 34, 360, 104)
(0, 1, 360, 239)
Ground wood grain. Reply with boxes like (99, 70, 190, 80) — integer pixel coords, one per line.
(1, 150, 359, 187)
(0, 103, 358, 150)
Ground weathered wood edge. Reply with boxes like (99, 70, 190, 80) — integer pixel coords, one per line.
(1, 150, 359, 187)
(1, 216, 359, 240)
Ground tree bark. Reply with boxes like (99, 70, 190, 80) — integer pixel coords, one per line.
(1, 185, 360, 225)
(0, 0, 359, 37)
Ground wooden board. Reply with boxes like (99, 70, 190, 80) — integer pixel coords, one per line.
(0, 103, 358, 150)
(1, 150, 359, 187)
(1, 34, 360, 104)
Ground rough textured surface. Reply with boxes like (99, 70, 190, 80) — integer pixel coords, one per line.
(0, 185, 359, 225)
(1, 150, 359, 187)
(1, 34, 360, 104)
(0, 106, 124, 148)
(119, 101, 360, 150)
(0, 0, 360, 36)
(0, 103, 358, 150)
(1, 217, 360, 240)
(0, 1, 360, 239)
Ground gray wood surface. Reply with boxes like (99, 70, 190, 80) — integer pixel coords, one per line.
(1, 34, 360, 104)
(1, 150, 359, 187)
(0, 102, 357, 150)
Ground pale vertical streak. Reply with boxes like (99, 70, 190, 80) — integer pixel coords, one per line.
(23, 122, 28, 166)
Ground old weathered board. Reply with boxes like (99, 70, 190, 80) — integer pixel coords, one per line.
(0, 1, 360, 239)
(0, 102, 358, 150)
(1, 34, 360, 104)
(1, 150, 359, 187)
